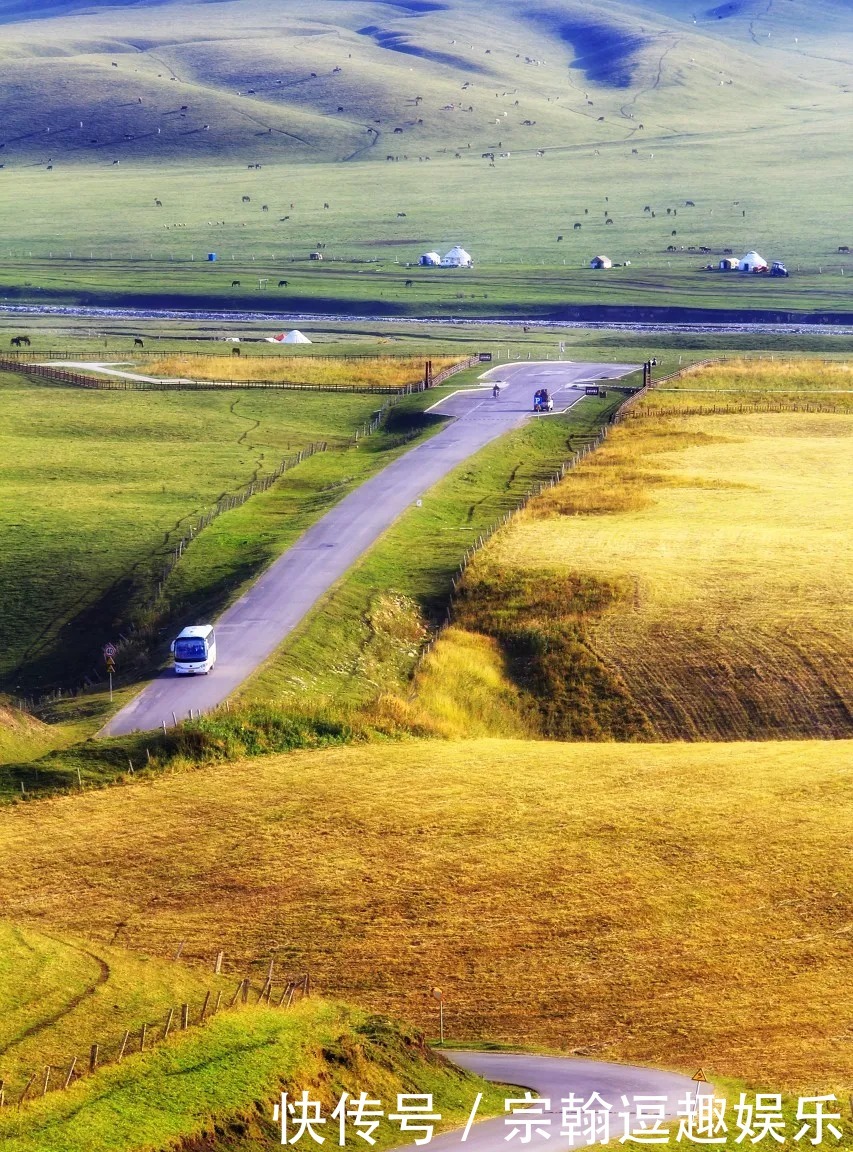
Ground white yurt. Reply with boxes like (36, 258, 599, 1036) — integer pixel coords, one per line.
(590, 255, 612, 269)
(419, 251, 441, 266)
(441, 245, 474, 268)
(266, 330, 312, 344)
(739, 251, 768, 273)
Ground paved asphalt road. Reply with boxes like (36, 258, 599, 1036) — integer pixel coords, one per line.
(101, 361, 638, 736)
(410, 1051, 710, 1151)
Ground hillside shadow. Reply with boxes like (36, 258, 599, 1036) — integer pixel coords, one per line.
(529, 9, 650, 88)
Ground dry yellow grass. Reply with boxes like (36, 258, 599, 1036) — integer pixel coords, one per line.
(406, 628, 534, 739)
(641, 358, 853, 414)
(0, 738, 849, 1092)
(480, 410, 852, 740)
(147, 355, 458, 390)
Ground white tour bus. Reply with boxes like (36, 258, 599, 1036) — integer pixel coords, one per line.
(171, 625, 217, 675)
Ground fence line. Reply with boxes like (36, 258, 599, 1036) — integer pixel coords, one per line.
(7, 970, 311, 1112)
(0, 357, 415, 395)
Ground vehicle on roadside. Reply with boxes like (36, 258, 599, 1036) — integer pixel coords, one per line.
(171, 625, 216, 675)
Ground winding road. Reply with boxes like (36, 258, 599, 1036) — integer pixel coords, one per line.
(100, 360, 637, 736)
(416, 1051, 711, 1151)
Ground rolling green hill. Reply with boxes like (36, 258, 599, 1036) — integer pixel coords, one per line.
(0, 0, 850, 316)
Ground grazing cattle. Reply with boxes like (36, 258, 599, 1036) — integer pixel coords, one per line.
(644, 206, 651, 212)
(605, 218, 613, 225)
(573, 223, 582, 230)
(232, 347, 241, 356)
(242, 195, 251, 203)
(397, 211, 407, 217)
(10, 336, 30, 347)
(405, 279, 414, 287)
(154, 199, 162, 207)
(134, 338, 144, 348)
(557, 235, 563, 241)
(278, 280, 289, 287)
(262, 204, 269, 211)
(671, 230, 677, 236)
(339, 106, 345, 113)
(394, 127, 404, 134)
(597, 115, 605, 121)
(631, 148, 638, 154)
(667, 245, 677, 252)
(685, 200, 695, 206)
(839, 246, 850, 253)
(231, 280, 241, 287)
(324, 202, 330, 209)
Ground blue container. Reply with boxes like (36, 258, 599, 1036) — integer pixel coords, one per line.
(207, 252, 217, 262)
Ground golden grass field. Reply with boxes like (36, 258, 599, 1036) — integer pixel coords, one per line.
(146, 354, 458, 389)
(463, 405, 852, 740)
(0, 738, 850, 1093)
(640, 359, 853, 414)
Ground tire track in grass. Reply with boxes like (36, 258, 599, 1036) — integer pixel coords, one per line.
(0, 937, 110, 1056)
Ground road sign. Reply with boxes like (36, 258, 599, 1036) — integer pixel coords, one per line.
(106, 657, 116, 673)
(692, 1069, 708, 1083)
(103, 643, 117, 659)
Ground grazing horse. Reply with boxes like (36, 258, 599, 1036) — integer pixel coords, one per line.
(278, 280, 289, 287)
(134, 338, 144, 348)
(232, 347, 241, 356)
(405, 279, 414, 287)
(231, 280, 241, 287)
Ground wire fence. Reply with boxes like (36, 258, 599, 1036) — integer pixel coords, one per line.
(3, 964, 311, 1112)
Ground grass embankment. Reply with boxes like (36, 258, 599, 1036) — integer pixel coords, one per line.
(0, 921, 236, 1104)
(146, 354, 458, 388)
(0, 921, 502, 1152)
(418, 364, 852, 741)
(0, 369, 393, 698)
(0, 739, 849, 1092)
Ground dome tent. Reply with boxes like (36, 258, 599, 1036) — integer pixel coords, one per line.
(266, 330, 312, 344)
(419, 252, 441, 266)
(739, 251, 768, 273)
(441, 245, 473, 268)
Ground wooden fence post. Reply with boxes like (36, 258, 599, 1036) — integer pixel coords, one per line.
(89, 1044, 99, 1074)
(18, 1072, 37, 1109)
(117, 1032, 130, 1063)
(200, 990, 211, 1022)
(163, 1007, 174, 1039)
(140, 1023, 147, 1052)
(181, 1004, 189, 1030)
(42, 1066, 51, 1097)
(214, 950, 224, 974)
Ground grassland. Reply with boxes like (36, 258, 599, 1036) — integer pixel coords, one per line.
(639, 357, 853, 413)
(0, 0, 850, 318)
(0, 367, 413, 697)
(416, 359, 853, 741)
(0, 738, 850, 1092)
(0, 920, 503, 1151)
(146, 353, 457, 387)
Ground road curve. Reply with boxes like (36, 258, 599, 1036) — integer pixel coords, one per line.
(101, 361, 637, 736)
(420, 1051, 710, 1151)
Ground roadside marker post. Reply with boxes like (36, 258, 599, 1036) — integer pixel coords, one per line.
(431, 987, 444, 1046)
(104, 643, 117, 702)
(692, 1068, 708, 1103)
